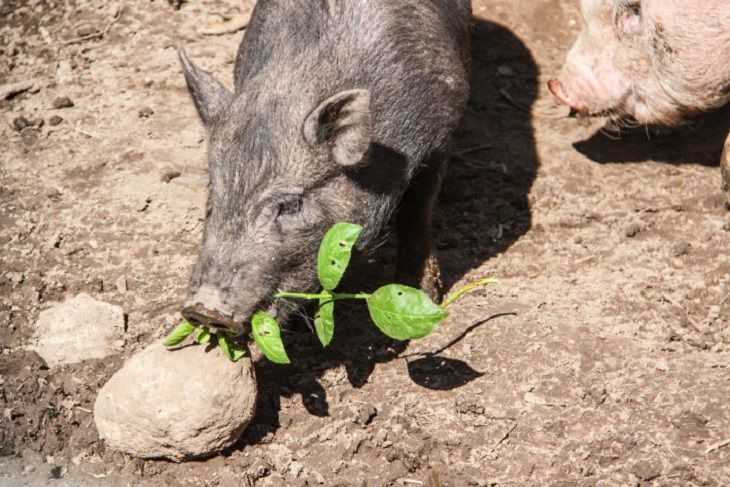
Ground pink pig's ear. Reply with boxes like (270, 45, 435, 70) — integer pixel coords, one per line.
(616, 3, 642, 36)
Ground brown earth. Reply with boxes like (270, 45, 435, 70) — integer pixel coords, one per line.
(1, 0, 729, 485)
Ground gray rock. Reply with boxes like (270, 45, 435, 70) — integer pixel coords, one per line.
(94, 341, 257, 461)
(32, 293, 124, 367)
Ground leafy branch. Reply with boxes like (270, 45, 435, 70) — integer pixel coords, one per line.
(165, 222, 497, 363)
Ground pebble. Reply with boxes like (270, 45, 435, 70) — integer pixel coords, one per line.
(48, 115, 63, 126)
(161, 171, 181, 183)
(52, 96, 74, 109)
(115, 277, 128, 293)
(497, 65, 515, 77)
(12, 116, 42, 131)
(624, 222, 644, 238)
(672, 242, 691, 257)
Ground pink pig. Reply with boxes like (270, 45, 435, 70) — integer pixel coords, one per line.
(549, 0, 730, 196)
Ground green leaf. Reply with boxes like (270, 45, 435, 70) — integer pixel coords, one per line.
(317, 222, 363, 291)
(163, 321, 197, 346)
(251, 311, 291, 364)
(314, 295, 335, 347)
(194, 326, 212, 344)
(366, 284, 448, 341)
(217, 333, 246, 362)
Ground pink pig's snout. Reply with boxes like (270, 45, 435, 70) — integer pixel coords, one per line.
(548, 79, 589, 113)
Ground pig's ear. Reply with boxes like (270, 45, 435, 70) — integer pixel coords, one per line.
(179, 49, 233, 126)
(303, 89, 372, 167)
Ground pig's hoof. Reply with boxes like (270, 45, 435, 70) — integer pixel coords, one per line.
(396, 255, 443, 303)
(94, 341, 256, 461)
(420, 255, 444, 304)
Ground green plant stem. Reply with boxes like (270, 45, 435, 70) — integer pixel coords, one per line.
(274, 291, 371, 301)
(441, 278, 499, 308)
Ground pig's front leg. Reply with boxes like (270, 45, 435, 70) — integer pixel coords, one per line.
(396, 156, 447, 303)
(722, 132, 730, 206)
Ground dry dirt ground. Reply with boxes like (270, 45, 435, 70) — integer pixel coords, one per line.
(1, 0, 729, 485)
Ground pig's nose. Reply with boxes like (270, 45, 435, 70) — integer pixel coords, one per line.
(548, 79, 587, 112)
(181, 303, 239, 332)
(181, 284, 240, 333)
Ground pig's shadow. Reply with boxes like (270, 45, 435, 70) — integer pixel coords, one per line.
(573, 104, 730, 167)
(235, 18, 538, 447)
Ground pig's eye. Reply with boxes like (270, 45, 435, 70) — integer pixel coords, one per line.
(276, 197, 303, 219)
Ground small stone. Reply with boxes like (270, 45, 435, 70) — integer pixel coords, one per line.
(708, 305, 721, 322)
(624, 222, 644, 238)
(48, 115, 63, 126)
(12, 116, 32, 131)
(32, 293, 124, 367)
(289, 461, 304, 478)
(115, 277, 127, 293)
(95, 341, 257, 461)
(672, 242, 691, 257)
(630, 460, 661, 481)
(654, 358, 670, 371)
(0, 81, 36, 100)
(268, 444, 294, 474)
(46, 232, 62, 249)
(52, 96, 74, 109)
(497, 65, 515, 77)
(348, 403, 377, 427)
(161, 171, 181, 183)
(76, 25, 98, 37)
(573, 235, 583, 244)
(138, 106, 154, 118)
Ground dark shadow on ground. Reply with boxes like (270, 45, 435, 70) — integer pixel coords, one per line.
(234, 18, 539, 448)
(574, 105, 730, 167)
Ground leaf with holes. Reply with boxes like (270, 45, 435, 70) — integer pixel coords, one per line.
(251, 311, 290, 364)
(163, 321, 196, 346)
(366, 284, 448, 340)
(217, 333, 246, 362)
(314, 294, 335, 347)
(316, 222, 363, 291)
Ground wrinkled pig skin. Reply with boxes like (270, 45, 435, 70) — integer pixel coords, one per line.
(178, 0, 472, 333)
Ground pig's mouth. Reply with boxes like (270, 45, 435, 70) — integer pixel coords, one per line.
(182, 298, 280, 339)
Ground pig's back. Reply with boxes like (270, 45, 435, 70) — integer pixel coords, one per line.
(234, 0, 471, 168)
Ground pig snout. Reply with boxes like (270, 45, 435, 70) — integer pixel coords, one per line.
(548, 79, 588, 112)
(181, 284, 240, 333)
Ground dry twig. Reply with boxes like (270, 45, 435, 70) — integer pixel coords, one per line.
(63, 5, 123, 46)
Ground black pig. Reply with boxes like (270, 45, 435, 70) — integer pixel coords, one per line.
(180, 0, 472, 334)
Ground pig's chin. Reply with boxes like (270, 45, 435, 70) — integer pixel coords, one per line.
(229, 301, 280, 338)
